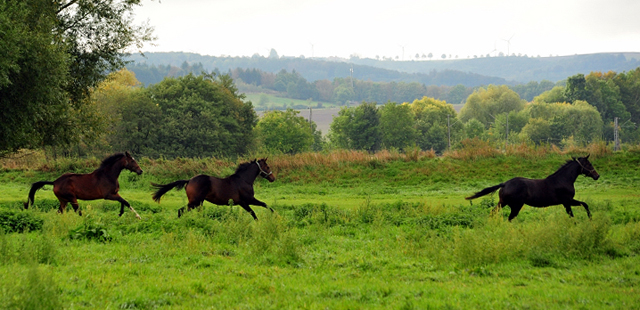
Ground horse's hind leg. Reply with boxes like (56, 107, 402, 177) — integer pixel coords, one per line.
(178, 200, 202, 218)
(68, 197, 82, 216)
(563, 204, 575, 217)
(507, 203, 524, 221)
(58, 201, 68, 214)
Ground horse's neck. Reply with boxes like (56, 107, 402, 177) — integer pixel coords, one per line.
(547, 162, 580, 183)
(97, 161, 125, 180)
(236, 165, 259, 184)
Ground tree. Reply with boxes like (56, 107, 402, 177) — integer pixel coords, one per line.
(329, 103, 381, 152)
(91, 69, 161, 156)
(409, 97, 460, 152)
(147, 74, 257, 158)
(0, 0, 153, 155)
(256, 109, 315, 154)
(614, 67, 640, 125)
(523, 101, 603, 145)
(379, 102, 415, 150)
(459, 85, 526, 127)
(520, 118, 551, 144)
(584, 72, 629, 122)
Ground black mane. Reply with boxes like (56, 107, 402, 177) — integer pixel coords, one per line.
(234, 160, 257, 174)
(549, 158, 579, 178)
(99, 153, 126, 169)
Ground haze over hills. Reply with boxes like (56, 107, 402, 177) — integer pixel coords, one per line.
(127, 52, 640, 87)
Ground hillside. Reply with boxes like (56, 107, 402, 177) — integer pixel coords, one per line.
(126, 52, 640, 86)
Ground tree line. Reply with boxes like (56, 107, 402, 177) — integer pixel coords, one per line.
(64, 67, 638, 159)
(128, 63, 560, 106)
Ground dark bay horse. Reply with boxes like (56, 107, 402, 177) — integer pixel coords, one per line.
(151, 158, 276, 220)
(25, 152, 143, 219)
(465, 155, 600, 221)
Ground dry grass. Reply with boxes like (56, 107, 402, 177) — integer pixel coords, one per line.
(0, 140, 622, 173)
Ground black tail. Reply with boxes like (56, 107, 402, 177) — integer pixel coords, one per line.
(151, 180, 189, 202)
(25, 181, 54, 209)
(465, 183, 505, 200)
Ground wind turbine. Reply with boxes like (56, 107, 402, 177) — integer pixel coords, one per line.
(502, 34, 514, 56)
(488, 41, 497, 57)
(398, 43, 407, 61)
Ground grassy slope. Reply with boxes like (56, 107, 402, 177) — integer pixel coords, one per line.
(1, 150, 640, 308)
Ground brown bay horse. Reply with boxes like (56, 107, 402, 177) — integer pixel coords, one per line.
(25, 152, 143, 219)
(465, 155, 600, 221)
(152, 158, 276, 219)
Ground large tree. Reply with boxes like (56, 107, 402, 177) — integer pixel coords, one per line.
(147, 74, 257, 158)
(458, 85, 526, 127)
(256, 109, 315, 154)
(379, 102, 415, 150)
(329, 102, 381, 152)
(0, 0, 153, 156)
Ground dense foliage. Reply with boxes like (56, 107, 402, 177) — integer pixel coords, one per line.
(0, 0, 153, 156)
(91, 71, 257, 158)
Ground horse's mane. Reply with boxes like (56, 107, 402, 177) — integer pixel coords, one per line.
(234, 160, 257, 174)
(548, 159, 579, 178)
(99, 153, 126, 169)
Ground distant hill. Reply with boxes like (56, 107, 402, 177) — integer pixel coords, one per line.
(126, 52, 640, 87)
(126, 52, 509, 87)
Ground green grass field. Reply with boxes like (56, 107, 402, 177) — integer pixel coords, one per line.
(1, 149, 640, 309)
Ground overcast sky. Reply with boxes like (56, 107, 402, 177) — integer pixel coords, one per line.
(132, 0, 640, 60)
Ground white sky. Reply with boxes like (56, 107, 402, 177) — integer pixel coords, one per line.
(132, 0, 640, 60)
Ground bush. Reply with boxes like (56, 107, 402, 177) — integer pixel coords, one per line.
(68, 219, 112, 242)
(0, 210, 44, 233)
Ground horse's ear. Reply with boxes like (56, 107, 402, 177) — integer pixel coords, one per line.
(571, 156, 576, 161)
(586, 154, 590, 159)
(125, 151, 131, 157)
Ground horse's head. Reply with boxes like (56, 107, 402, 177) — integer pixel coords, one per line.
(256, 158, 275, 182)
(575, 154, 599, 180)
(124, 151, 143, 175)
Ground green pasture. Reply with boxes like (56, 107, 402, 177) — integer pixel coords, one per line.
(1, 152, 640, 309)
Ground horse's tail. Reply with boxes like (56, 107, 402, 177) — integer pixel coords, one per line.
(24, 181, 54, 209)
(465, 183, 505, 200)
(151, 180, 189, 203)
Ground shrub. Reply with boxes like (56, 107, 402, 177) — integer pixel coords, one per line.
(0, 210, 44, 233)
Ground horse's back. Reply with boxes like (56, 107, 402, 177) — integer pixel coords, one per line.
(502, 177, 563, 207)
(53, 172, 105, 200)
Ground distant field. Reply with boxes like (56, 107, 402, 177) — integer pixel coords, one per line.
(247, 92, 465, 134)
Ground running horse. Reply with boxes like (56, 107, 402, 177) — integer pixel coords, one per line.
(465, 155, 600, 221)
(151, 158, 276, 219)
(25, 152, 143, 219)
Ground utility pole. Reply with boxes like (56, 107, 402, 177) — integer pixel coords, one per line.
(505, 115, 509, 151)
(614, 117, 620, 151)
(309, 107, 313, 132)
(447, 115, 451, 150)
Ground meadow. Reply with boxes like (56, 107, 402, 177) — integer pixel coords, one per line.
(1, 144, 639, 309)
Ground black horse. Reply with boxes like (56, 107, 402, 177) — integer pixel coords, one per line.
(151, 158, 276, 219)
(465, 155, 600, 221)
(25, 152, 143, 218)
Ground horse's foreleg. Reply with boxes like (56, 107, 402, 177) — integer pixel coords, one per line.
(570, 199, 591, 219)
(107, 194, 141, 219)
(247, 197, 273, 212)
(240, 204, 258, 220)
